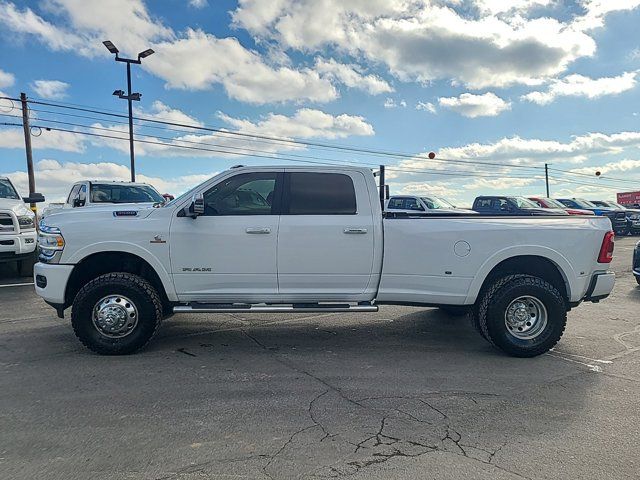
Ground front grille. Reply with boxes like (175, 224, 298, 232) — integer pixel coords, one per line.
(0, 212, 16, 234)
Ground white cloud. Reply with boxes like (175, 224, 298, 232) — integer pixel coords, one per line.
(433, 131, 640, 165)
(232, 0, 602, 89)
(0, 126, 85, 152)
(383, 98, 406, 109)
(189, 0, 208, 8)
(522, 71, 638, 105)
(217, 108, 374, 139)
(438, 92, 511, 117)
(87, 106, 373, 158)
(135, 100, 204, 127)
(149, 30, 337, 104)
(314, 58, 393, 95)
(2, 159, 213, 203)
(0, 68, 15, 89)
(416, 101, 436, 114)
(568, 159, 640, 176)
(573, 0, 640, 31)
(0, 2, 337, 104)
(31, 79, 70, 100)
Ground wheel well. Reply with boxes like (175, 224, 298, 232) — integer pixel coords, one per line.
(65, 252, 169, 309)
(482, 256, 569, 303)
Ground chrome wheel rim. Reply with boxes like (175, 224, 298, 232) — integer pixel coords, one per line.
(92, 295, 138, 338)
(504, 295, 547, 340)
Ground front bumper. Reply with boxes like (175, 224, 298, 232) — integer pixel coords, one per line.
(0, 230, 37, 262)
(33, 262, 74, 305)
(584, 272, 615, 302)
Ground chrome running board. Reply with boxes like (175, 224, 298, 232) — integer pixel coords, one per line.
(173, 302, 378, 314)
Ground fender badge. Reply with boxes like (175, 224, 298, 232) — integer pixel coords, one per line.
(114, 210, 138, 217)
(150, 235, 166, 244)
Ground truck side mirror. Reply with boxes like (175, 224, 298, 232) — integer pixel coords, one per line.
(188, 193, 205, 218)
(22, 193, 45, 204)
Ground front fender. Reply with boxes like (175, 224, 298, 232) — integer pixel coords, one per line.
(65, 241, 178, 301)
(464, 245, 576, 304)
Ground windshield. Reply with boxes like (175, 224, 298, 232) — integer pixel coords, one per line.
(421, 196, 456, 209)
(90, 184, 165, 204)
(540, 198, 567, 209)
(509, 197, 540, 209)
(574, 199, 597, 208)
(0, 179, 20, 200)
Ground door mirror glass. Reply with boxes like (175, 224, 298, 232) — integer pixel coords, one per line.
(189, 193, 205, 218)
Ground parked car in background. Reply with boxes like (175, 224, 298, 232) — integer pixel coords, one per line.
(472, 196, 567, 215)
(590, 200, 640, 235)
(556, 198, 627, 235)
(0, 177, 45, 276)
(386, 195, 476, 214)
(634, 241, 640, 285)
(528, 197, 594, 215)
(41, 180, 166, 218)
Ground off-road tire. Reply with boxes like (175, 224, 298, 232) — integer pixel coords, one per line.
(636, 275, 640, 286)
(476, 274, 567, 357)
(71, 272, 162, 355)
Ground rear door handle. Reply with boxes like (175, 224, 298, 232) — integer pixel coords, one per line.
(343, 228, 368, 234)
(246, 227, 271, 234)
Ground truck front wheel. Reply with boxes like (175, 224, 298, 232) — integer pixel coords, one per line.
(71, 272, 163, 355)
(477, 275, 567, 357)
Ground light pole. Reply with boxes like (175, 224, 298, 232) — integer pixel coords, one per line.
(103, 40, 154, 182)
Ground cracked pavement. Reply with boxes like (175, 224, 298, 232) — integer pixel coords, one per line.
(1, 238, 639, 479)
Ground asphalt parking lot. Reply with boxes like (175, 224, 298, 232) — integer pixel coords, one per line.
(1, 238, 639, 480)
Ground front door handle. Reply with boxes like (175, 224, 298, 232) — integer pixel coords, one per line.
(343, 228, 368, 234)
(246, 227, 271, 234)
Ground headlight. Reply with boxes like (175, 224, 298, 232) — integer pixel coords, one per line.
(17, 215, 35, 231)
(38, 224, 65, 264)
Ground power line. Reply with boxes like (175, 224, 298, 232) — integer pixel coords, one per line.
(549, 167, 640, 186)
(15, 97, 545, 172)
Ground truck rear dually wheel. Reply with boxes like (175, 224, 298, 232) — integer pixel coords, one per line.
(477, 274, 566, 357)
(71, 272, 162, 355)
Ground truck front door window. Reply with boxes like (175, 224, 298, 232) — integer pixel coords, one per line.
(203, 173, 277, 216)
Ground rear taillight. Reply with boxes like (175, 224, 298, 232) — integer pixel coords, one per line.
(597, 231, 615, 263)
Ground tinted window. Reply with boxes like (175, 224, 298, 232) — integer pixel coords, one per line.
(475, 198, 493, 209)
(387, 198, 404, 209)
(203, 172, 277, 216)
(0, 179, 19, 199)
(91, 184, 164, 203)
(287, 172, 356, 215)
(404, 198, 423, 211)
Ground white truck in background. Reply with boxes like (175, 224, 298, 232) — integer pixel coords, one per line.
(34, 165, 615, 357)
(0, 177, 44, 276)
(41, 180, 166, 218)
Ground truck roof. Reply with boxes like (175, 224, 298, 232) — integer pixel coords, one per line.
(75, 180, 154, 186)
(226, 165, 375, 175)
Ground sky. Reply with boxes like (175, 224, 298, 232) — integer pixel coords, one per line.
(1, 0, 640, 206)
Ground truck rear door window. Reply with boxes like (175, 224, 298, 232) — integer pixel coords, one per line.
(286, 172, 356, 215)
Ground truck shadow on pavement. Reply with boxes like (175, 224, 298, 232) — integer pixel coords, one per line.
(129, 308, 599, 479)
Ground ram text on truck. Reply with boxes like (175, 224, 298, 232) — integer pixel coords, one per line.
(34, 166, 615, 357)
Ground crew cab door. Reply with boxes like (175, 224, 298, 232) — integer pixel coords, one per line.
(169, 171, 283, 302)
(277, 170, 376, 299)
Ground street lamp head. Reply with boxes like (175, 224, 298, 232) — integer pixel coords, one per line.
(138, 48, 155, 59)
(130, 93, 142, 101)
(112, 89, 125, 97)
(103, 40, 119, 55)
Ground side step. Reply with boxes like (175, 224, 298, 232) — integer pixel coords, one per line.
(173, 302, 378, 314)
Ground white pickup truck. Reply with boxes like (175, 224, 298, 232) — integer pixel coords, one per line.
(41, 180, 166, 218)
(34, 165, 615, 357)
(0, 177, 44, 276)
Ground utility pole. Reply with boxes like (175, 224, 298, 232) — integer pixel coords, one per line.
(20, 93, 36, 211)
(103, 40, 154, 182)
(545, 163, 550, 197)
